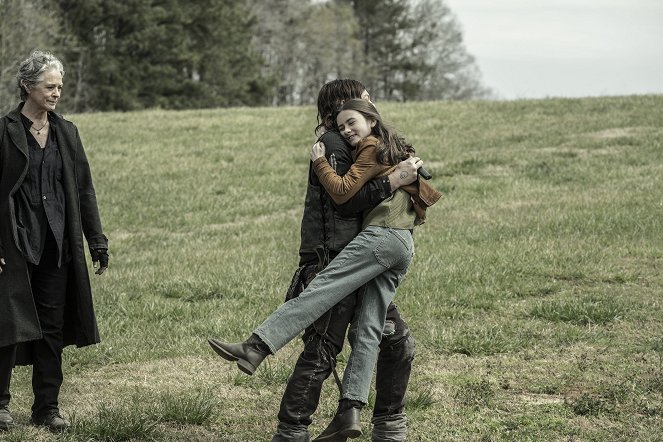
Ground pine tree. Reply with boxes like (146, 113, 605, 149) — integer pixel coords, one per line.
(53, 0, 269, 111)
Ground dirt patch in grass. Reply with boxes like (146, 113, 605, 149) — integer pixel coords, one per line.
(518, 393, 565, 405)
(585, 127, 642, 140)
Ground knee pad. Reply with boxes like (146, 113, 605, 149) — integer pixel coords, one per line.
(380, 321, 415, 357)
(382, 319, 397, 338)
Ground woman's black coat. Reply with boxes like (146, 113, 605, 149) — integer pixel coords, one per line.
(0, 104, 107, 360)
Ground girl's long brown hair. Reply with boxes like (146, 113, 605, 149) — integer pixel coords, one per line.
(337, 98, 414, 165)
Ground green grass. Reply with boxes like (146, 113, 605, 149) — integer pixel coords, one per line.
(2, 95, 663, 441)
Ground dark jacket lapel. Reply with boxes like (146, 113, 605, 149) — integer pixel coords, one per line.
(6, 108, 28, 159)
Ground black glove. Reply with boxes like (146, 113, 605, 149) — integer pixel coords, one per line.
(284, 264, 319, 302)
(90, 248, 109, 275)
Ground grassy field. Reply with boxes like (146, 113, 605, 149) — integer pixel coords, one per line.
(2, 95, 662, 441)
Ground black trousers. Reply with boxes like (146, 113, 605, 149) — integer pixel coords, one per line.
(0, 231, 69, 418)
(273, 288, 415, 441)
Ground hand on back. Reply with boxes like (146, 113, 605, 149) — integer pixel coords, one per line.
(391, 156, 423, 188)
(311, 141, 326, 162)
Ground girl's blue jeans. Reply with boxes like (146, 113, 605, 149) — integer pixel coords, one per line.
(255, 226, 414, 403)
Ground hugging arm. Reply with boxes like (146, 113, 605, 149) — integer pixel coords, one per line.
(315, 132, 420, 215)
(336, 160, 420, 216)
(336, 175, 392, 217)
(313, 143, 384, 205)
(314, 131, 390, 216)
(325, 154, 422, 216)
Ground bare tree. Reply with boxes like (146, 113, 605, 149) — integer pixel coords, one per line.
(247, 0, 367, 105)
(338, 0, 491, 101)
(407, 0, 492, 100)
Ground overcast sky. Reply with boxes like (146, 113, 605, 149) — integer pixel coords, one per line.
(445, 0, 663, 99)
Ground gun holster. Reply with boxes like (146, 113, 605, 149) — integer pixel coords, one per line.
(284, 246, 332, 334)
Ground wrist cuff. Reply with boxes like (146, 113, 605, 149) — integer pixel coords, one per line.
(379, 176, 392, 197)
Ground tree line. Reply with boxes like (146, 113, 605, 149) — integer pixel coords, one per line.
(0, 0, 491, 114)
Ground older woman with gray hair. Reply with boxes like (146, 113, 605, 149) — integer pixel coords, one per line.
(0, 50, 108, 432)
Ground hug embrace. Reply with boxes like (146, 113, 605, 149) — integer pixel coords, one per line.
(210, 80, 442, 441)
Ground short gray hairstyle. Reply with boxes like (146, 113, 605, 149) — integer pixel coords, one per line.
(16, 50, 65, 101)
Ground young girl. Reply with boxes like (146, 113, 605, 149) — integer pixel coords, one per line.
(209, 99, 440, 441)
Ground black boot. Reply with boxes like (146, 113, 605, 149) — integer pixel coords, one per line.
(0, 406, 14, 431)
(32, 410, 69, 433)
(313, 400, 363, 441)
(208, 334, 270, 375)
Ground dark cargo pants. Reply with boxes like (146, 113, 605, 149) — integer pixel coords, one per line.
(271, 294, 415, 442)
